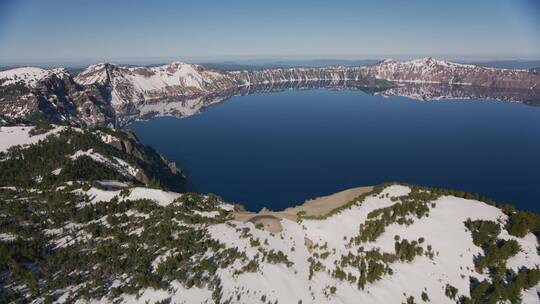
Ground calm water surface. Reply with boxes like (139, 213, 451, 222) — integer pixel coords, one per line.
(128, 90, 540, 213)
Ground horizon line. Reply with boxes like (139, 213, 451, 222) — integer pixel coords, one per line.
(2, 55, 540, 68)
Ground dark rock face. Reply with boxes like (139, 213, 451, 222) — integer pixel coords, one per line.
(34, 72, 114, 125)
(100, 128, 185, 190)
(1, 58, 540, 126)
(0, 70, 114, 126)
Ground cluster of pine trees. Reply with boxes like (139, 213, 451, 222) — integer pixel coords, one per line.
(458, 219, 540, 303)
(0, 183, 240, 302)
(354, 187, 435, 244)
(0, 127, 185, 192)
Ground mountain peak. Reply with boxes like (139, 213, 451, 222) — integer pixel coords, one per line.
(87, 62, 117, 70)
(169, 60, 186, 66)
(380, 58, 396, 64)
(74, 63, 117, 86)
(410, 57, 438, 65)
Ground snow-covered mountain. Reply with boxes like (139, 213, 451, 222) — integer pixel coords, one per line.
(2, 58, 540, 126)
(73, 62, 390, 106)
(363, 57, 540, 89)
(1, 126, 539, 303)
(74, 62, 235, 106)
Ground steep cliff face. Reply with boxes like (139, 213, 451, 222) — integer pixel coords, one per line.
(227, 66, 390, 86)
(0, 67, 114, 126)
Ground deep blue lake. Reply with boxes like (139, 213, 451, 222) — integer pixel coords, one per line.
(128, 89, 540, 213)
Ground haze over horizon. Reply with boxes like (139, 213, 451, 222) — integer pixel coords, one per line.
(1, 0, 540, 66)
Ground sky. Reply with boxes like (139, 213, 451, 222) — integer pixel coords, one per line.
(0, 0, 539, 65)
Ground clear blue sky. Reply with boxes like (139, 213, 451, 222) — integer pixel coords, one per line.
(0, 0, 539, 65)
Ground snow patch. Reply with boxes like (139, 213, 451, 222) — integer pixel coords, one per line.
(0, 125, 65, 152)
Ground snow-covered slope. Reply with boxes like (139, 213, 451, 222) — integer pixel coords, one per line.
(1, 127, 539, 303)
(203, 185, 540, 304)
(0, 125, 67, 152)
(76, 61, 207, 89)
(74, 62, 234, 106)
(0, 67, 53, 87)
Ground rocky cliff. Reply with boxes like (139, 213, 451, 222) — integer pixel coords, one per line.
(0, 67, 114, 125)
(362, 57, 540, 90)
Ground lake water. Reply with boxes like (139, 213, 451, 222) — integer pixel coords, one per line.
(128, 89, 540, 213)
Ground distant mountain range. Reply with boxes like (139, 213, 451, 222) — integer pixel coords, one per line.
(198, 59, 540, 71)
(1, 57, 540, 126)
(468, 60, 540, 70)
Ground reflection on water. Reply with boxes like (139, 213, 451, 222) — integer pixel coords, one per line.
(378, 83, 540, 105)
(117, 82, 540, 125)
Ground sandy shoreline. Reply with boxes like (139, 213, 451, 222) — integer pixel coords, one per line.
(232, 186, 373, 232)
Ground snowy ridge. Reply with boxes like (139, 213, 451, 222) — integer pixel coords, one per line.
(74, 61, 226, 106)
(0, 67, 68, 87)
(362, 57, 540, 88)
(0, 67, 50, 86)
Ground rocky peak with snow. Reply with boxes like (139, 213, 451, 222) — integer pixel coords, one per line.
(74, 61, 227, 106)
(73, 62, 117, 86)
